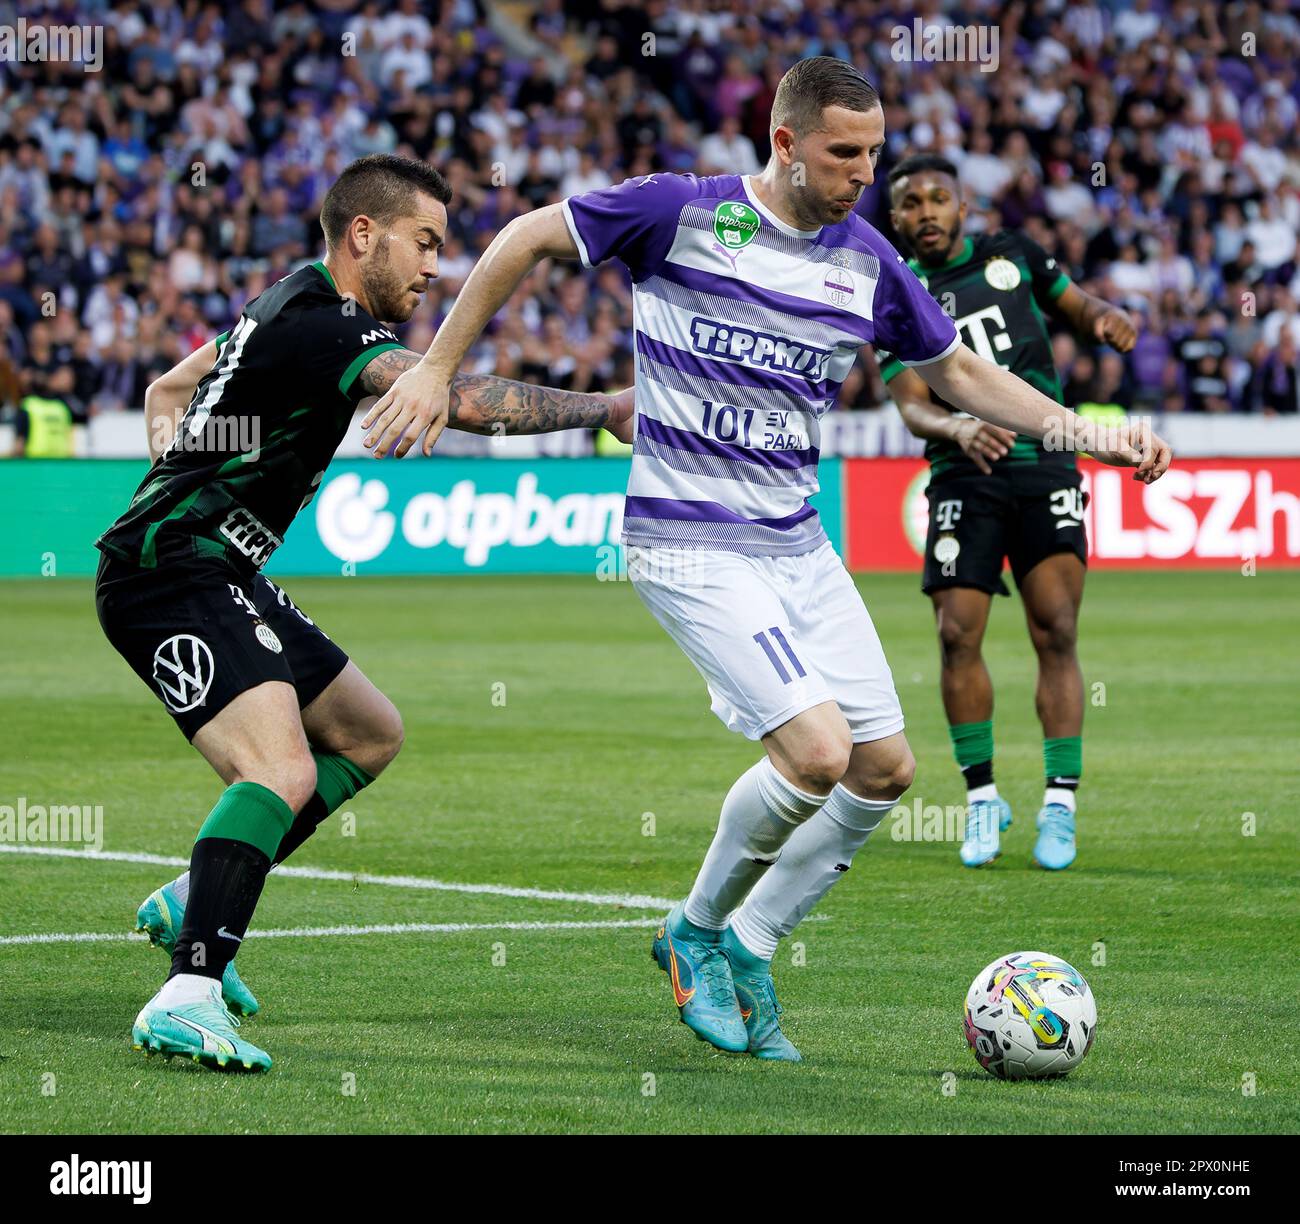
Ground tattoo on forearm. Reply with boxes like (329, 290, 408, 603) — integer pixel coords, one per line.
(358, 347, 423, 396)
(357, 347, 612, 434)
(448, 372, 611, 435)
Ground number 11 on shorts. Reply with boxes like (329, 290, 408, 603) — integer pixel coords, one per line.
(753, 626, 806, 684)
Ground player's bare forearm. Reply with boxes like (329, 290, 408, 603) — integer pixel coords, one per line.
(422, 205, 579, 379)
(450, 373, 618, 434)
(892, 361, 1015, 474)
(358, 208, 593, 458)
(1073, 293, 1109, 335)
(921, 345, 1079, 444)
(144, 384, 184, 464)
(1055, 285, 1107, 335)
(359, 347, 617, 434)
(1053, 282, 1137, 351)
(145, 337, 220, 463)
(890, 367, 963, 442)
(920, 344, 1171, 482)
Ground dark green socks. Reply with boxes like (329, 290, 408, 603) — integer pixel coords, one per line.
(950, 720, 995, 793)
(1044, 736, 1082, 810)
(171, 781, 295, 981)
(272, 751, 376, 866)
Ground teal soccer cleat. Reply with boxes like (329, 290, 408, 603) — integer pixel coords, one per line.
(1033, 803, 1077, 870)
(136, 882, 260, 1017)
(651, 902, 748, 1053)
(721, 927, 801, 1062)
(960, 797, 1012, 867)
(132, 982, 271, 1072)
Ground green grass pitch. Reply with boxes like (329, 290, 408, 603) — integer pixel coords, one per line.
(1, 569, 1296, 1134)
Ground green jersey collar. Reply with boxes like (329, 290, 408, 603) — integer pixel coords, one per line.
(312, 260, 339, 293)
(910, 236, 974, 275)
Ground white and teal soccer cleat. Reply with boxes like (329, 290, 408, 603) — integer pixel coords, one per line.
(136, 882, 260, 1017)
(959, 797, 1012, 867)
(721, 927, 801, 1062)
(651, 902, 748, 1053)
(1033, 803, 1077, 870)
(132, 982, 271, 1072)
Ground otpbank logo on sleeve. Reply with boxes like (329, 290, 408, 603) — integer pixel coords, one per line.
(713, 201, 760, 250)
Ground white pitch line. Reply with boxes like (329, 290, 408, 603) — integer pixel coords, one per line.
(0, 919, 665, 946)
(0, 843, 676, 910)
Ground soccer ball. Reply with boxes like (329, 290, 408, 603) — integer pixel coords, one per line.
(963, 951, 1097, 1080)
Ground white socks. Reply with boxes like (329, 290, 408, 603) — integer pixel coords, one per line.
(730, 784, 896, 960)
(171, 871, 191, 905)
(153, 973, 218, 1008)
(967, 783, 998, 804)
(1044, 785, 1077, 812)
(683, 758, 828, 930)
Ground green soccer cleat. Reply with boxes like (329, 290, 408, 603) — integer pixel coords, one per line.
(721, 927, 801, 1062)
(651, 902, 748, 1053)
(136, 882, 260, 1017)
(132, 982, 271, 1072)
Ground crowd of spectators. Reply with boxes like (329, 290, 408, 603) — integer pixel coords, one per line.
(2, 0, 1300, 454)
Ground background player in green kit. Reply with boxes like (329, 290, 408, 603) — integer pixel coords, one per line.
(877, 153, 1140, 871)
(95, 154, 632, 1070)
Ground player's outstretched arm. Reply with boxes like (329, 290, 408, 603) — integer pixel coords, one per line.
(361, 204, 581, 458)
(1052, 283, 1138, 352)
(889, 365, 1015, 476)
(919, 344, 1172, 483)
(144, 337, 220, 464)
(358, 347, 632, 438)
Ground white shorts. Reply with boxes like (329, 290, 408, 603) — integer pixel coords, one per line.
(628, 541, 905, 743)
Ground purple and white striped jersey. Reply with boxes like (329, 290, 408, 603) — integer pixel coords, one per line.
(562, 172, 960, 556)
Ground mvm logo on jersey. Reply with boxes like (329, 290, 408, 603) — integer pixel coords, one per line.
(359, 327, 397, 345)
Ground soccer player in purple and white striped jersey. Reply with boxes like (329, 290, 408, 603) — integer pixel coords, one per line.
(363, 58, 1171, 1060)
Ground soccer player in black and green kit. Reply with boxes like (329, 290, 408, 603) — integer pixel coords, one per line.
(95, 154, 632, 1070)
(878, 154, 1140, 871)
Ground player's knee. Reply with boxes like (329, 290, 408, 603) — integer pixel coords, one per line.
(853, 743, 916, 799)
(937, 617, 982, 667)
(232, 747, 317, 812)
(1029, 609, 1078, 657)
(889, 747, 917, 795)
(371, 705, 405, 774)
(274, 751, 319, 813)
(794, 732, 853, 793)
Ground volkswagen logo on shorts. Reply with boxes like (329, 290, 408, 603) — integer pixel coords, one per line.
(152, 634, 215, 713)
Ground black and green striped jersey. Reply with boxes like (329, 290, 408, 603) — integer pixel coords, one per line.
(876, 231, 1074, 479)
(96, 262, 406, 574)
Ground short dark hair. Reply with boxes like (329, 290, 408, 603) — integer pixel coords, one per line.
(319, 154, 452, 249)
(888, 153, 960, 187)
(771, 56, 880, 137)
